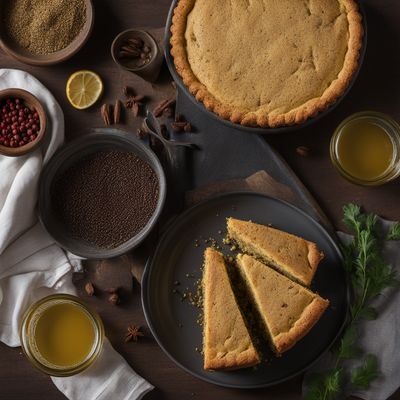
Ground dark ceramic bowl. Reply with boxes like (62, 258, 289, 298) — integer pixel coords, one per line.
(0, 0, 94, 66)
(38, 129, 166, 259)
(111, 29, 164, 82)
(0, 88, 47, 157)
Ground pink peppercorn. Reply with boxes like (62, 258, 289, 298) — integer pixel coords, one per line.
(0, 97, 40, 148)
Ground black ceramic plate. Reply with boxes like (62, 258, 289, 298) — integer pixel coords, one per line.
(164, 0, 368, 134)
(142, 192, 347, 388)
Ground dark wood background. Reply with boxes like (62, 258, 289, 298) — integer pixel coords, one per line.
(0, 0, 399, 399)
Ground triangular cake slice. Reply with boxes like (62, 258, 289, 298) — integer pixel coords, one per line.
(227, 217, 324, 286)
(202, 248, 260, 370)
(236, 254, 329, 354)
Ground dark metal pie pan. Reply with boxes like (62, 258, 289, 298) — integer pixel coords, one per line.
(164, 0, 368, 134)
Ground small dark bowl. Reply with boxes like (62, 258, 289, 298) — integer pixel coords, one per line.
(0, 0, 94, 66)
(111, 29, 164, 82)
(38, 129, 166, 259)
(0, 88, 47, 157)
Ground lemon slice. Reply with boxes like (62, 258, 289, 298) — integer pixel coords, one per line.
(66, 70, 103, 110)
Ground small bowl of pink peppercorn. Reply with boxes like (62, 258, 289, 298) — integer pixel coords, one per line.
(0, 88, 46, 157)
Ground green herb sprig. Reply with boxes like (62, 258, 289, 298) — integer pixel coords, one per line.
(387, 222, 400, 241)
(305, 203, 398, 400)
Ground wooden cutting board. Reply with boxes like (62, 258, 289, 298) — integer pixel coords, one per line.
(173, 89, 334, 232)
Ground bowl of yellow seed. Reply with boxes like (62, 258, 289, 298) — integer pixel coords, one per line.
(0, 0, 94, 66)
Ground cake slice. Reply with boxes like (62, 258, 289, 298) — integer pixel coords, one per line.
(236, 254, 329, 354)
(202, 248, 260, 370)
(227, 217, 324, 286)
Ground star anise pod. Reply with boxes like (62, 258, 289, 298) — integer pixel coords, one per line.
(124, 325, 144, 342)
(125, 95, 145, 117)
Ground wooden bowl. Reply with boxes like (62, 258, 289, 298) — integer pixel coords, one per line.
(0, 0, 94, 66)
(0, 88, 47, 157)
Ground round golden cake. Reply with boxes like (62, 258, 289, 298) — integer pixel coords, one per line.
(170, 0, 363, 128)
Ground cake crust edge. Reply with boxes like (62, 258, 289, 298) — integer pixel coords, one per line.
(203, 248, 261, 371)
(273, 296, 330, 354)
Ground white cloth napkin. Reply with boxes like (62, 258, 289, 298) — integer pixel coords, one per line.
(0, 69, 153, 399)
(303, 221, 400, 400)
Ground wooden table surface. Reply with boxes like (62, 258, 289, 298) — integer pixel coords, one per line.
(1, 0, 399, 399)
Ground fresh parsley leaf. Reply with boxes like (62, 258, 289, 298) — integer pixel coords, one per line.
(365, 213, 378, 234)
(305, 373, 326, 400)
(343, 203, 362, 237)
(324, 369, 342, 397)
(337, 326, 358, 359)
(351, 354, 380, 390)
(344, 208, 397, 316)
(305, 369, 342, 400)
(340, 243, 354, 273)
(358, 306, 378, 320)
(366, 258, 398, 299)
(387, 222, 400, 240)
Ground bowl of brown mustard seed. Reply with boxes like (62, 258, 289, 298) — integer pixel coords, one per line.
(38, 128, 167, 259)
(0, 0, 94, 65)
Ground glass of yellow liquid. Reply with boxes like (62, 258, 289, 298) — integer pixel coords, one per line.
(330, 112, 400, 186)
(20, 294, 104, 376)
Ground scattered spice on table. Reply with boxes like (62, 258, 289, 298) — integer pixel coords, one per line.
(108, 292, 120, 306)
(3, 0, 87, 55)
(84, 282, 95, 297)
(123, 86, 146, 117)
(0, 98, 40, 148)
(113, 100, 122, 124)
(136, 128, 148, 140)
(296, 145, 310, 157)
(153, 98, 176, 118)
(100, 103, 113, 126)
(51, 150, 159, 249)
(171, 121, 192, 133)
(171, 113, 192, 133)
(107, 287, 121, 305)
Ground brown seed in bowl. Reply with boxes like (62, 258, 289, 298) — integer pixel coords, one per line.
(0, 0, 94, 66)
(51, 150, 160, 249)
